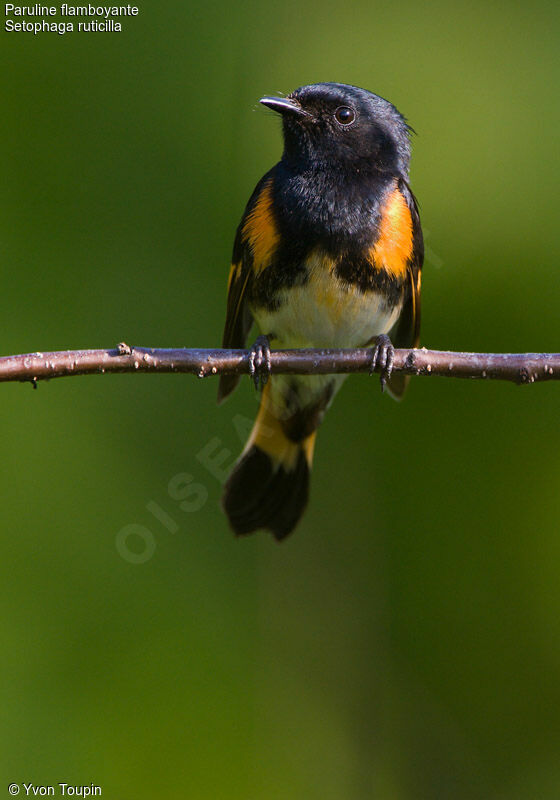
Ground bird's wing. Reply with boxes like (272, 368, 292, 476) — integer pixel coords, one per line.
(217, 171, 277, 403)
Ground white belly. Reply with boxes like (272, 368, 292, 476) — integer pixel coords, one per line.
(254, 263, 401, 350)
(251, 256, 403, 420)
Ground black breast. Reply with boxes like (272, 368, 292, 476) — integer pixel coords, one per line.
(249, 161, 407, 311)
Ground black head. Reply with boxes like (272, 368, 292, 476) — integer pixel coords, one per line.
(260, 82, 411, 177)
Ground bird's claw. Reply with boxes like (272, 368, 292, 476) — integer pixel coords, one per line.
(369, 334, 395, 392)
(248, 335, 272, 390)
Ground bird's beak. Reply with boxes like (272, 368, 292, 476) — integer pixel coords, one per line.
(259, 96, 311, 119)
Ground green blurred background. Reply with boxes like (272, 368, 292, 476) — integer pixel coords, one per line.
(2, 1, 560, 797)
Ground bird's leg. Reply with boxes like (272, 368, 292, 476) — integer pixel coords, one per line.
(248, 334, 272, 390)
(368, 334, 395, 392)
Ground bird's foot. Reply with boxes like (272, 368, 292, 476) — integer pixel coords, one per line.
(248, 335, 272, 390)
(368, 334, 395, 392)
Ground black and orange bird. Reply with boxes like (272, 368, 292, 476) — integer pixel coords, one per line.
(218, 82, 423, 540)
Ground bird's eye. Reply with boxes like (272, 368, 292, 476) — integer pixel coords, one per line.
(334, 106, 355, 125)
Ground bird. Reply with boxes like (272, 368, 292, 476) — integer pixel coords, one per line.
(217, 82, 423, 540)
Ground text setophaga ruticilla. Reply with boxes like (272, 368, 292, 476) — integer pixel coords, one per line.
(218, 83, 423, 540)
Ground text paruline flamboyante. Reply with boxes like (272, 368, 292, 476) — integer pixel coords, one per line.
(4, 4, 139, 17)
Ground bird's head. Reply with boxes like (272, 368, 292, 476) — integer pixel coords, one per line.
(260, 82, 411, 177)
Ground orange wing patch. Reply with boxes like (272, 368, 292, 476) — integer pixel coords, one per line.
(242, 179, 280, 273)
(227, 261, 241, 292)
(369, 187, 413, 278)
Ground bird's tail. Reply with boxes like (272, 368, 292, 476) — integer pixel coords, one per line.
(222, 381, 317, 540)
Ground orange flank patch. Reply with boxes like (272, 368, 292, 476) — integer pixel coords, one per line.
(242, 179, 280, 273)
(369, 186, 413, 278)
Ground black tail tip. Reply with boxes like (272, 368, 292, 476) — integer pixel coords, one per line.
(222, 445, 310, 541)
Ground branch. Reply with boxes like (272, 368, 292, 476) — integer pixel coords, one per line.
(0, 344, 559, 386)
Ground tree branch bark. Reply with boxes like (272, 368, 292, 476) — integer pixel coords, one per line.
(0, 344, 559, 386)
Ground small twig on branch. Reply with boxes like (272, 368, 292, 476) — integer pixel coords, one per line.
(0, 344, 558, 386)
